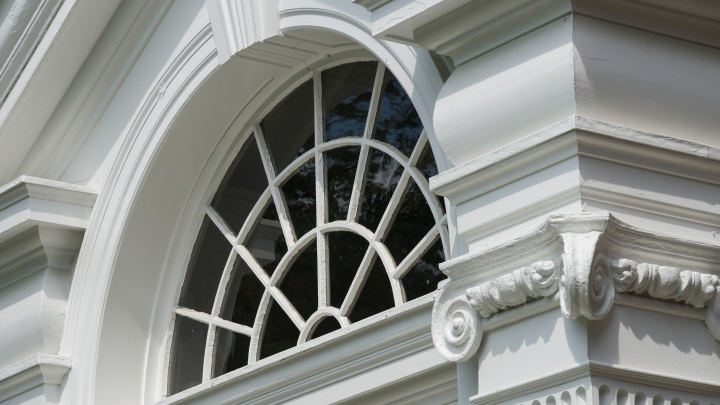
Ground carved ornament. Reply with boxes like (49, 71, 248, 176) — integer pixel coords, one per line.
(432, 212, 720, 362)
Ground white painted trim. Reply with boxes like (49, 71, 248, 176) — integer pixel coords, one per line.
(160, 294, 439, 405)
(55, 2, 449, 403)
(0, 354, 71, 402)
(431, 116, 720, 200)
(432, 212, 720, 365)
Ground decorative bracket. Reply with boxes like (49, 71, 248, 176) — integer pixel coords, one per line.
(432, 212, 720, 362)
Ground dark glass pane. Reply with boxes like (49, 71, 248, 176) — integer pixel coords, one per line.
(282, 159, 316, 237)
(383, 181, 435, 265)
(212, 328, 250, 377)
(373, 71, 423, 157)
(415, 142, 439, 180)
(179, 217, 232, 313)
(262, 199, 279, 221)
(326, 146, 360, 222)
(357, 149, 403, 232)
(280, 240, 317, 320)
(212, 137, 268, 234)
(311, 317, 341, 340)
(402, 239, 446, 301)
(323, 61, 378, 141)
(220, 258, 264, 326)
(243, 198, 287, 276)
(245, 199, 286, 277)
(168, 315, 208, 395)
(328, 232, 368, 308)
(349, 257, 394, 323)
(261, 79, 315, 174)
(260, 298, 300, 359)
(415, 142, 446, 213)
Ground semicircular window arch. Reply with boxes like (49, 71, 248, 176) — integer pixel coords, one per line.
(168, 61, 448, 396)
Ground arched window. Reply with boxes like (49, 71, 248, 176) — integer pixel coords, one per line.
(167, 60, 448, 395)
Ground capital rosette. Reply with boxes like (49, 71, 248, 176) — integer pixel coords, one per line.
(432, 296, 481, 362)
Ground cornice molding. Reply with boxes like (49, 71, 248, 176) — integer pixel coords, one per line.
(428, 116, 720, 249)
(0, 176, 96, 243)
(0, 354, 71, 402)
(431, 116, 720, 203)
(0, 0, 65, 105)
(0, 176, 96, 286)
(432, 212, 720, 362)
(358, 0, 720, 65)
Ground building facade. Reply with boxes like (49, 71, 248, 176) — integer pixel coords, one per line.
(0, 0, 718, 404)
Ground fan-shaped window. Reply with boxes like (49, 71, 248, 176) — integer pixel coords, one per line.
(167, 61, 448, 395)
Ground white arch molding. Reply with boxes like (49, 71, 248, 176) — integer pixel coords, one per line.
(58, 1, 448, 404)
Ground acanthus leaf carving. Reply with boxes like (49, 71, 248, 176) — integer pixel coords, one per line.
(611, 259, 719, 308)
(466, 260, 559, 318)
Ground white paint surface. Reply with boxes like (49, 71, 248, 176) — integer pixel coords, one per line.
(434, 16, 576, 166)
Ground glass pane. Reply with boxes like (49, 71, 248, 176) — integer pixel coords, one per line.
(383, 181, 435, 265)
(323, 61, 378, 141)
(280, 240, 318, 320)
(220, 258, 264, 326)
(244, 198, 286, 277)
(415, 142, 445, 213)
(168, 315, 208, 395)
(415, 142, 439, 180)
(349, 257, 394, 323)
(402, 239, 446, 301)
(282, 159, 316, 237)
(212, 136, 268, 235)
(212, 328, 250, 377)
(326, 146, 360, 222)
(179, 217, 232, 314)
(260, 298, 300, 359)
(311, 317, 341, 340)
(261, 79, 315, 174)
(357, 149, 403, 232)
(373, 71, 424, 158)
(328, 232, 368, 308)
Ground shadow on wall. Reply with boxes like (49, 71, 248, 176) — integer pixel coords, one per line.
(588, 305, 719, 362)
(484, 308, 588, 365)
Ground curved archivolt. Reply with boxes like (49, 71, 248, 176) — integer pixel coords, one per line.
(169, 60, 449, 393)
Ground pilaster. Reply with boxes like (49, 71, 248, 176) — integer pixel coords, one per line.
(0, 176, 96, 403)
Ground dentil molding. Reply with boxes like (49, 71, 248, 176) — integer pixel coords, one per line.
(432, 212, 720, 362)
